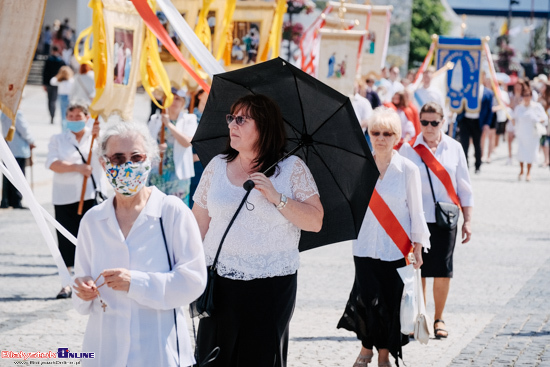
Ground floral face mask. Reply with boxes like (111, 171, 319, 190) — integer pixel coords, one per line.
(105, 160, 151, 196)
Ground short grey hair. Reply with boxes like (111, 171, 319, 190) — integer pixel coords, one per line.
(367, 106, 402, 139)
(99, 122, 159, 162)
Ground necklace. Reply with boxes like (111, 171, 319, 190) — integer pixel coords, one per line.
(239, 156, 251, 178)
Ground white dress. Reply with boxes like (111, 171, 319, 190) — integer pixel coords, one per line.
(193, 155, 319, 280)
(513, 102, 548, 163)
(73, 187, 207, 367)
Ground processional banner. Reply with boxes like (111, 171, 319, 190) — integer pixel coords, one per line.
(435, 36, 483, 114)
(90, 0, 144, 121)
(316, 29, 367, 96)
(0, 1, 46, 125)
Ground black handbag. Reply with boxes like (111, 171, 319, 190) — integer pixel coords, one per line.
(191, 185, 254, 319)
(423, 162, 459, 230)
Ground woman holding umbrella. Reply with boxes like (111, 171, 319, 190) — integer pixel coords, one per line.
(192, 94, 323, 367)
(338, 107, 429, 367)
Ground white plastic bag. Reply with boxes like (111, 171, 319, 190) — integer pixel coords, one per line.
(397, 264, 416, 335)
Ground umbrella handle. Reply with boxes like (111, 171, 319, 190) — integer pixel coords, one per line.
(243, 179, 255, 191)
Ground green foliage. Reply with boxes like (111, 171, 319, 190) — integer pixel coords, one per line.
(408, 0, 451, 69)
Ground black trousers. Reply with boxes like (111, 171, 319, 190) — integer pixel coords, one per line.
(54, 199, 95, 268)
(459, 117, 482, 170)
(1, 157, 26, 208)
(46, 85, 58, 121)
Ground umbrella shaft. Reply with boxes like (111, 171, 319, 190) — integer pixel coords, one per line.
(262, 142, 304, 176)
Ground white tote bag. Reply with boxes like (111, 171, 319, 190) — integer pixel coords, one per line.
(413, 269, 430, 344)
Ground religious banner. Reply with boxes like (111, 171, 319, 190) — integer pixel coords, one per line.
(435, 36, 483, 114)
(316, 29, 367, 96)
(0, 0, 46, 136)
(361, 6, 391, 79)
(89, 0, 144, 121)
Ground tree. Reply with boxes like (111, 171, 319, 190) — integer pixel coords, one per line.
(408, 0, 450, 69)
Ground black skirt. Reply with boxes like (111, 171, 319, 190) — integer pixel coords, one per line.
(420, 223, 458, 278)
(196, 272, 297, 367)
(54, 199, 96, 267)
(338, 257, 409, 366)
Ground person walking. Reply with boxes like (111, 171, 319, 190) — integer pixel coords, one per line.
(70, 64, 95, 105)
(42, 46, 65, 124)
(400, 101, 474, 339)
(50, 66, 75, 131)
(46, 103, 106, 298)
(72, 121, 207, 367)
(338, 107, 429, 367)
(189, 88, 208, 208)
(456, 78, 493, 173)
(148, 87, 197, 206)
(1, 111, 35, 209)
(384, 90, 417, 147)
(512, 84, 548, 181)
(192, 94, 323, 367)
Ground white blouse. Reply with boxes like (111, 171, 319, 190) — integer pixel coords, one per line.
(45, 129, 105, 205)
(193, 155, 319, 280)
(148, 112, 198, 180)
(353, 152, 430, 261)
(73, 187, 207, 367)
(400, 133, 474, 223)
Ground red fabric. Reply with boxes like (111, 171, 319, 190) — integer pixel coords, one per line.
(412, 143, 462, 209)
(369, 188, 412, 260)
(407, 102, 421, 137)
(130, 0, 211, 92)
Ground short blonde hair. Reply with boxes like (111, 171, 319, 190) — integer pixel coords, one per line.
(368, 106, 402, 138)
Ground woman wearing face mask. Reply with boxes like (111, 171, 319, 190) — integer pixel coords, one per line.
(46, 102, 106, 299)
(72, 122, 207, 367)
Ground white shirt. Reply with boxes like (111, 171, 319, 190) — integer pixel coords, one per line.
(193, 155, 319, 280)
(496, 87, 510, 122)
(353, 152, 430, 260)
(415, 86, 446, 111)
(400, 133, 474, 223)
(49, 77, 75, 96)
(46, 129, 105, 205)
(73, 187, 207, 367)
(70, 71, 96, 103)
(396, 110, 416, 139)
(381, 80, 404, 102)
(350, 93, 373, 133)
(148, 112, 198, 180)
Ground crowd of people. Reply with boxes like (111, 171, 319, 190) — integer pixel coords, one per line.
(1, 48, 550, 366)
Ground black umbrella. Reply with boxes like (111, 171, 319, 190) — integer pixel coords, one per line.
(192, 57, 378, 252)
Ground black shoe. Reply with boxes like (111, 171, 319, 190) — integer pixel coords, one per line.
(0, 203, 8, 209)
(12, 205, 29, 210)
(56, 286, 72, 299)
(475, 168, 480, 174)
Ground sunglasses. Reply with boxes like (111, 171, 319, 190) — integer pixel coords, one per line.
(420, 120, 441, 127)
(226, 114, 251, 126)
(370, 131, 394, 137)
(104, 153, 147, 166)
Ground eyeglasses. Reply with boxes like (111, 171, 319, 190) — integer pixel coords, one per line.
(420, 120, 441, 127)
(226, 114, 253, 126)
(104, 153, 147, 166)
(370, 131, 394, 137)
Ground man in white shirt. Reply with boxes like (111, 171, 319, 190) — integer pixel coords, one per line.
(381, 66, 404, 103)
(46, 102, 105, 299)
(415, 66, 449, 132)
(350, 92, 373, 134)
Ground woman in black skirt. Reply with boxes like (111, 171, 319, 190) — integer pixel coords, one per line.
(338, 108, 430, 366)
(400, 102, 474, 339)
(192, 95, 324, 367)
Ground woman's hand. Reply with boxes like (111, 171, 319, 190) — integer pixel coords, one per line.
(73, 276, 98, 301)
(462, 221, 472, 243)
(159, 143, 167, 153)
(249, 172, 280, 204)
(161, 113, 171, 127)
(78, 163, 92, 177)
(102, 268, 131, 292)
(412, 243, 423, 269)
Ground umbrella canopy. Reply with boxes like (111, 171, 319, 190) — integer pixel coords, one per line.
(192, 57, 378, 251)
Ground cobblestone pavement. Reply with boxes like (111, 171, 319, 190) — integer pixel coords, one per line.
(1, 85, 550, 366)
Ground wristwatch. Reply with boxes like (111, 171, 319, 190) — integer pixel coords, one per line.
(275, 193, 288, 210)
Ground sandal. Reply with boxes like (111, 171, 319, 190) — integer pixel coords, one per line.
(434, 319, 448, 339)
(353, 352, 373, 367)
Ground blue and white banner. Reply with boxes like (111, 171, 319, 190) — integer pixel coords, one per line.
(435, 37, 483, 114)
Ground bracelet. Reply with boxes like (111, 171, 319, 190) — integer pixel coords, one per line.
(275, 193, 287, 210)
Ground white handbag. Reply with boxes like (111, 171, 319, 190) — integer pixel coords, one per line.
(413, 269, 430, 344)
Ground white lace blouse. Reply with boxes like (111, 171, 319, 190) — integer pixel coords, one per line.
(193, 154, 319, 280)
(353, 152, 430, 261)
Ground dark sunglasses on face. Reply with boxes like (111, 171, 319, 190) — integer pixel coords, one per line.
(420, 120, 441, 127)
(371, 131, 394, 137)
(104, 153, 147, 166)
(226, 114, 251, 126)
